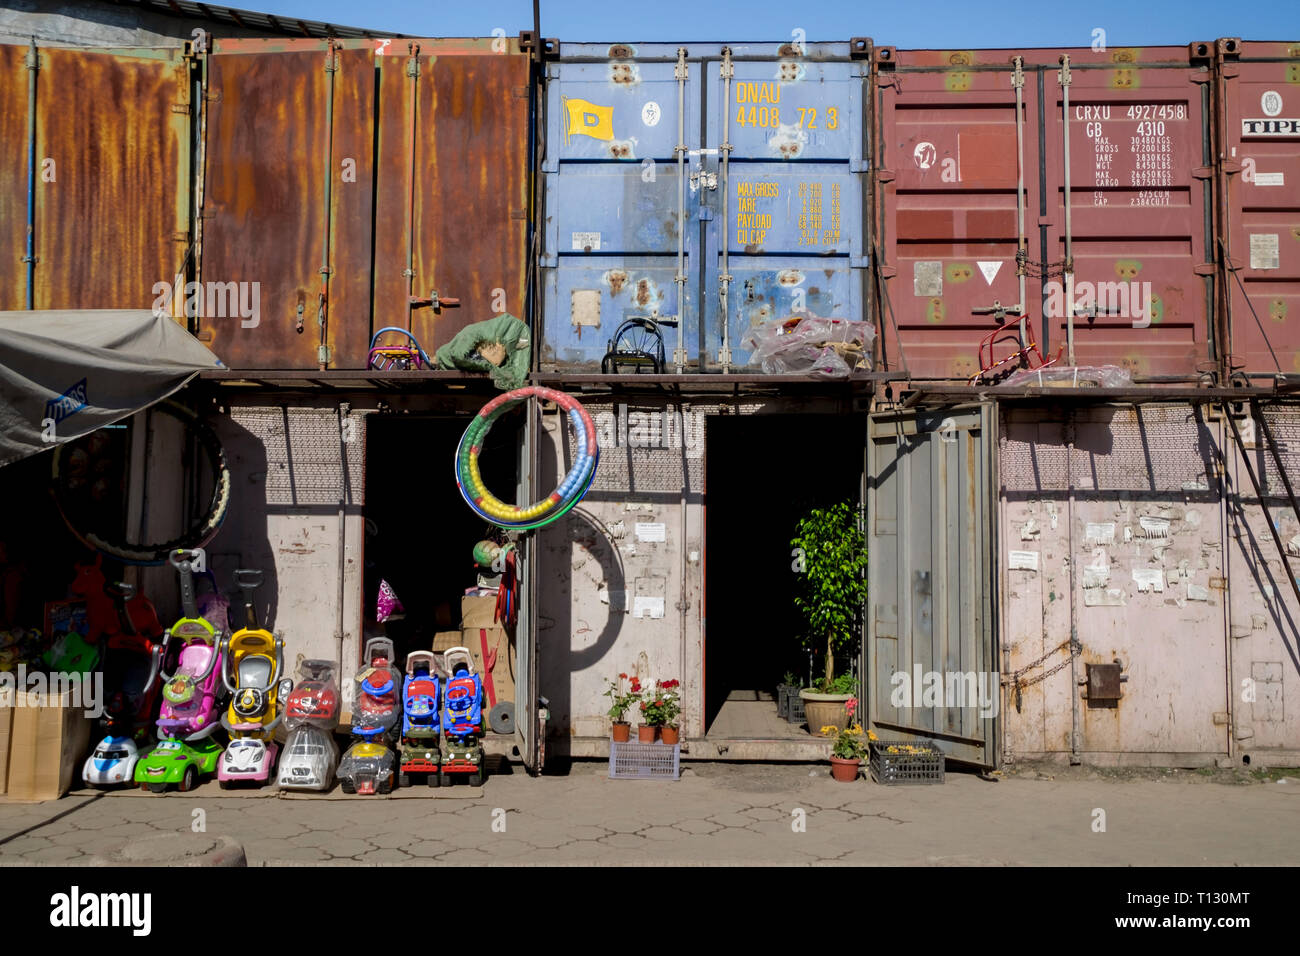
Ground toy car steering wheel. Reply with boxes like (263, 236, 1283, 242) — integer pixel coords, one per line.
(234, 686, 267, 718)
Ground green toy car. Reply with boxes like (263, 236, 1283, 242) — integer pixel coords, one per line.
(133, 737, 222, 793)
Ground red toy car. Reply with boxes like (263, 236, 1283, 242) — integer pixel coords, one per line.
(283, 660, 340, 731)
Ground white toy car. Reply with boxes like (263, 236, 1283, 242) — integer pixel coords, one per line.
(277, 727, 338, 791)
(83, 735, 142, 787)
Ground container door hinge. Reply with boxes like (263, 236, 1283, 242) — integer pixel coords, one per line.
(850, 256, 870, 269)
(318, 344, 331, 365)
(1194, 262, 1216, 276)
(1192, 165, 1213, 180)
(877, 168, 895, 183)
(850, 159, 870, 173)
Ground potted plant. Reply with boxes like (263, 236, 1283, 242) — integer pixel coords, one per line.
(791, 500, 868, 736)
(825, 708, 873, 782)
(604, 673, 641, 742)
(640, 679, 681, 744)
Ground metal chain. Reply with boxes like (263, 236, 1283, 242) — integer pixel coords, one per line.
(1002, 638, 1081, 713)
(1016, 249, 1069, 279)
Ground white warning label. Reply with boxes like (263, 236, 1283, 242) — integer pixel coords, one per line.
(977, 261, 1002, 285)
(1250, 233, 1280, 270)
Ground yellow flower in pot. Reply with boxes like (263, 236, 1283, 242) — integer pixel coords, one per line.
(827, 723, 875, 782)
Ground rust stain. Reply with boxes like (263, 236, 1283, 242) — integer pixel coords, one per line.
(608, 141, 633, 158)
(607, 44, 634, 59)
(604, 269, 628, 296)
(610, 62, 637, 86)
(22, 48, 189, 312)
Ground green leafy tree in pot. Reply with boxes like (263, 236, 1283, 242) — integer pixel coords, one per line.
(790, 500, 868, 690)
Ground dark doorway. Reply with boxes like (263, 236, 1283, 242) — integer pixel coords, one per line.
(363, 411, 521, 665)
(703, 413, 864, 734)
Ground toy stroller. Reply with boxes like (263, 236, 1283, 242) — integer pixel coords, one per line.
(398, 651, 442, 788)
(134, 550, 226, 793)
(337, 637, 402, 795)
(439, 646, 486, 786)
(218, 569, 291, 788)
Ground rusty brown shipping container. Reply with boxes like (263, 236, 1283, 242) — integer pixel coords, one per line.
(872, 44, 1219, 383)
(1215, 39, 1300, 381)
(198, 37, 530, 370)
(0, 43, 191, 312)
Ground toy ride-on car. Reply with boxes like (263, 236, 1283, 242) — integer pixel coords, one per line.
(135, 737, 223, 793)
(277, 725, 339, 792)
(399, 651, 442, 788)
(439, 647, 486, 787)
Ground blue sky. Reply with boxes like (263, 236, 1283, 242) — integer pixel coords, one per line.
(260, 0, 1298, 45)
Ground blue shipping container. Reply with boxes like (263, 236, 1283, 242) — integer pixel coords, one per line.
(540, 41, 870, 373)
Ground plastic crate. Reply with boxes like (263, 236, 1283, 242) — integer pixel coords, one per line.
(776, 685, 794, 719)
(786, 692, 806, 724)
(869, 739, 945, 785)
(609, 740, 681, 780)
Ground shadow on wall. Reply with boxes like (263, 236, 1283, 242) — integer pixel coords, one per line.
(536, 504, 627, 762)
(203, 414, 278, 636)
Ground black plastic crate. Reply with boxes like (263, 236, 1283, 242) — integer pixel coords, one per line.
(776, 684, 796, 719)
(869, 739, 945, 785)
(786, 692, 806, 724)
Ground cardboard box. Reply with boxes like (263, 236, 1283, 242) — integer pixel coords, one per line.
(0, 698, 12, 796)
(5, 688, 91, 801)
(460, 595, 500, 630)
(432, 628, 515, 707)
(461, 625, 516, 708)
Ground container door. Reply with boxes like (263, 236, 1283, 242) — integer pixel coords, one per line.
(704, 45, 869, 369)
(1, 45, 190, 312)
(1217, 41, 1300, 378)
(514, 401, 541, 772)
(541, 47, 703, 371)
(865, 404, 998, 767)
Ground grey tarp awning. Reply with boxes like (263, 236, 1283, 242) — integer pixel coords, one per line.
(0, 310, 223, 467)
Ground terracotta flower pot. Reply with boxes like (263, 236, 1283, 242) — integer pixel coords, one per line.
(611, 721, 631, 742)
(637, 725, 658, 743)
(830, 757, 860, 782)
(660, 725, 680, 745)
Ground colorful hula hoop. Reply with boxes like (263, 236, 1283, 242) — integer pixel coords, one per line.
(455, 387, 599, 531)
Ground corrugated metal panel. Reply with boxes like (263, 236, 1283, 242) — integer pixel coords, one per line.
(866, 404, 997, 766)
(199, 37, 529, 370)
(874, 46, 1216, 381)
(999, 404, 1229, 760)
(1217, 40, 1300, 379)
(0, 43, 190, 311)
(371, 40, 530, 358)
(199, 39, 372, 369)
(540, 41, 868, 373)
(0, 43, 28, 311)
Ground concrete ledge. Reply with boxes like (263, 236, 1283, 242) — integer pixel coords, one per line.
(84, 834, 246, 867)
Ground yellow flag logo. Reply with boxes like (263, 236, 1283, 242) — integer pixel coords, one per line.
(563, 97, 614, 143)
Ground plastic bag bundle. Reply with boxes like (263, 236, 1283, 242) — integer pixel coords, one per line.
(1000, 364, 1133, 388)
(741, 318, 876, 378)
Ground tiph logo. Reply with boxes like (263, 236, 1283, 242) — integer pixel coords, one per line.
(913, 141, 936, 170)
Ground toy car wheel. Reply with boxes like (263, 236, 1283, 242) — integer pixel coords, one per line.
(398, 772, 410, 789)
(147, 782, 168, 794)
(428, 773, 440, 788)
(340, 779, 355, 794)
(467, 772, 481, 786)
(179, 766, 196, 793)
(377, 778, 392, 795)
(218, 779, 232, 790)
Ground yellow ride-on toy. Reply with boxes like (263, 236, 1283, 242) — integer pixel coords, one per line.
(217, 569, 291, 788)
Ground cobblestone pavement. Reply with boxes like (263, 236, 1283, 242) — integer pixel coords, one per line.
(1, 763, 1297, 866)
